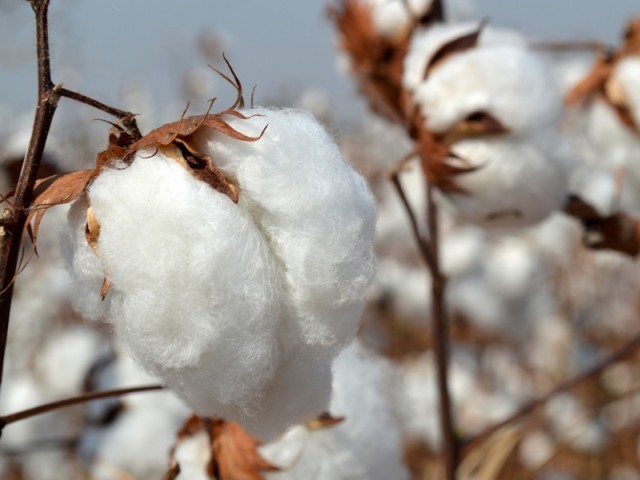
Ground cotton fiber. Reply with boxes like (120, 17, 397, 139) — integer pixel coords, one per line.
(260, 341, 408, 480)
(65, 107, 377, 440)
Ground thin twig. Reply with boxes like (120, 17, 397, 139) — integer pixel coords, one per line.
(0, 385, 164, 433)
(461, 333, 640, 453)
(0, 0, 57, 392)
(390, 166, 458, 479)
(58, 87, 142, 140)
(426, 184, 458, 480)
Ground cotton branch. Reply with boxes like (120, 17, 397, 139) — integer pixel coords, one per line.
(0, 384, 164, 436)
(390, 167, 458, 480)
(461, 333, 640, 454)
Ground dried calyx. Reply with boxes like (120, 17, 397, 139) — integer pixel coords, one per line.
(566, 17, 640, 133)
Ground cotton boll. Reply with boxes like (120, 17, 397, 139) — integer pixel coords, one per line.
(193, 107, 377, 351)
(485, 237, 540, 301)
(359, 0, 433, 40)
(519, 431, 555, 470)
(612, 55, 640, 128)
(374, 259, 431, 321)
(440, 226, 485, 278)
(83, 153, 282, 426)
(403, 23, 526, 95)
(412, 44, 561, 134)
(34, 326, 106, 398)
(435, 135, 568, 229)
(173, 430, 212, 480)
(262, 341, 408, 480)
(89, 407, 183, 480)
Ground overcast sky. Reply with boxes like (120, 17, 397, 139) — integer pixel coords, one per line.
(0, 0, 638, 126)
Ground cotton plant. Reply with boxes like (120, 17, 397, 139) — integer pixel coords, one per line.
(55, 82, 377, 441)
(260, 340, 409, 480)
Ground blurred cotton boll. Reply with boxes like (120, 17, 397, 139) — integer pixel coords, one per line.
(260, 341, 408, 480)
(439, 135, 569, 229)
(65, 107, 377, 440)
(403, 23, 526, 96)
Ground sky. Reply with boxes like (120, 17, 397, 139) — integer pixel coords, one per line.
(0, 0, 639, 128)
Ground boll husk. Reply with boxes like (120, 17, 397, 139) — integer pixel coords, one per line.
(64, 107, 377, 440)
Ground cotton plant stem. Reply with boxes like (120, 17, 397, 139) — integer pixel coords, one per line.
(426, 185, 458, 480)
(461, 332, 640, 454)
(0, 1, 143, 397)
(391, 173, 458, 479)
(0, 0, 57, 393)
(0, 385, 164, 434)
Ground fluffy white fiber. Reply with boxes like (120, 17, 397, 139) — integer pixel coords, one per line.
(613, 56, 640, 128)
(65, 107, 377, 440)
(403, 22, 527, 98)
(260, 341, 408, 480)
(359, 0, 433, 40)
(438, 134, 569, 229)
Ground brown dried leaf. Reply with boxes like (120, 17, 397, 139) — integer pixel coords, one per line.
(28, 169, 94, 241)
(417, 0, 444, 25)
(329, 1, 409, 122)
(623, 16, 640, 54)
(423, 22, 484, 80)
(564, 194, 640, 256)
(210, 420, 280, 480)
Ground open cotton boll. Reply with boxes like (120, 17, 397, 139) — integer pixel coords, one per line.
(403, 22, 526, 95)
(438, 135, 569, 229)
(74, 152, 283, 431)
(358, 0, 433, 40)
(411, 43, 561, 134)
(192, 107, 377, 351)
(261, 341, 408, 480)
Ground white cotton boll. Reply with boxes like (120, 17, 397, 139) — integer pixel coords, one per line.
(34, 326, 106, 397)
(449, 274, 507, 330)
(440, 226, 485, 278)
(545, 394, 607, 452)
(174, 430, 212, 480)
(438, 135, 569, 229)
(262, 341, 408, 480)
(375, 259, 431, 320)
(485, 238, 539, 301)
(403, 22, 526, 96)
(83, 153, 282, 427)
(613, 55, 640, 128)
(412, 43, 561, 134)
(89, 407, 182, 480)
(519, 430, 555, 470)
(193, 107, 377, 351)
(360, 0, 433, 40)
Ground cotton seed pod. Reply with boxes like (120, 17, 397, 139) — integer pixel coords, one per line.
(64, 107, 377, 440)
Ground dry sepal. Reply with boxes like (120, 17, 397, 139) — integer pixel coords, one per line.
(566, 17, 640, 133)
(167, 416, 279, 480)
(329, 0, 444, 123)
(63, 64, 378, 440)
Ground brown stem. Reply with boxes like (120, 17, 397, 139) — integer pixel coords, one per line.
(390, 169, 457, 478)
(0, 385, 164, 433)
(58, 87, 142, 140)
(426, 185, 458, 480)
(461, 333, 640, 454)
(0, 0, 57, 392)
